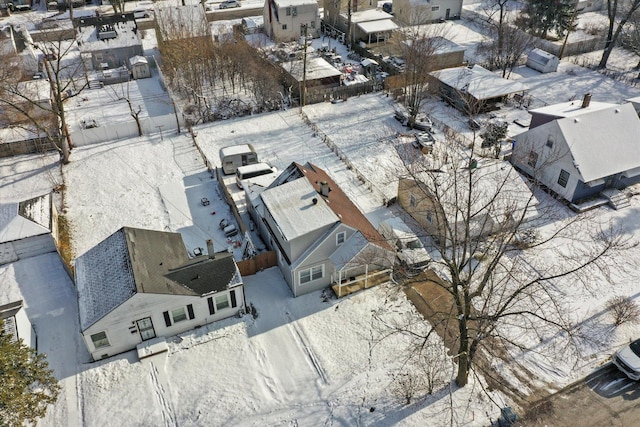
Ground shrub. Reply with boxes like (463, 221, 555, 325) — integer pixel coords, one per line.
(607, 296, 640, 326)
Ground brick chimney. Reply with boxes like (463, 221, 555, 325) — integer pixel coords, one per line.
(581, 93, 592, 108)
(206, 239, 215, 259)
(319, 181, 331, 197)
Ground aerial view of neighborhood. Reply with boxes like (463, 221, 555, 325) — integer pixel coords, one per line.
(2, 0, 640, 424)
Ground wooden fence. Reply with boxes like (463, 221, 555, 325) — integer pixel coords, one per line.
(237, 251, 277, 276)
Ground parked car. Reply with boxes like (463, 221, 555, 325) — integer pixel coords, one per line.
(133, 8, 153, 19)
(412, 131, 435, 153)
(613, 338, 640, 380)
(410, 113, 433, 131)
(394, 109, 409, 126)
(219, 0, 240, 8)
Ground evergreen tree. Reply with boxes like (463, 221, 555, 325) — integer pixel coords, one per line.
(523, 0, 575, 39)
(0, 323, 60, 427)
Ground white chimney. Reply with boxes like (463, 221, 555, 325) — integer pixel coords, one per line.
(319, 181, 331, 197)
(206, 239, 214, 258)
(581, 93, 592, 108)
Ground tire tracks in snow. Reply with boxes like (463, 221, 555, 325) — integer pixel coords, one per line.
(149, 360, 177, 427)
(253, 340, 284, 405)
(286, 313, 329, 385)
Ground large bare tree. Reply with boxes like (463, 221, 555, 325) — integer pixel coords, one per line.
(382, 128, 633, 388)
(598, 0, 640, 68)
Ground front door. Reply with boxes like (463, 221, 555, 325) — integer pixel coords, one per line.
(137, 317, 156, 341)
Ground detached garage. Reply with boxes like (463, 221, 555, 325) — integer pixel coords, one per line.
(0, 193, 59, 266)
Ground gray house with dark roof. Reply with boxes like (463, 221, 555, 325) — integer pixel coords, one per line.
(75, 227, 244, 361)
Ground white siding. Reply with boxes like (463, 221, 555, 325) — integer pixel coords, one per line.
(82, 287, 244, 361)
(0, 235, 56, 266)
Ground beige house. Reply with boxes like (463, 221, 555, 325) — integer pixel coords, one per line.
(398, 159, 538, 245)
(264, 0, 320, 42)
(393, 0, 462, 25)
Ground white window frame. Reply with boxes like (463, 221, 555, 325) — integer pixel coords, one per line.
(215, 294, 230, 311)
(286, 6, 291, 15)
(558, 169, 570, 188)
(432, 5, 440, 11)
(336, 232, 346, 245)
(171, 307, 188, 323)
(528, 150, 538, 168)
(282, 24, 288, 30)
(91, 331, 110, 349)
(299, 265, 324, 284)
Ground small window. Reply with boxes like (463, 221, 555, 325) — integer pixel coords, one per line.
(91, 331, 110, 349)
(546, 136, 554, 148)
(300, 265, 323, 284)
(336, 232, 346, 245)
(527, 151, 538, 168)
(410, 194, 417, 207)
(282, 24, 287, 30)
(310, 20, 316, 29)
(292, 6, 297, 15)
(558, 169, 570, 188)
(286, 6, 291, 15)
(171, 307, 187, 323)
(215, 294, 230, 311)
(426, 212, 433, 223)
(432, 5, 440, 11)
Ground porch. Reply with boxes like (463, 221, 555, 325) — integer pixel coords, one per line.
(331, 268, 393, 298)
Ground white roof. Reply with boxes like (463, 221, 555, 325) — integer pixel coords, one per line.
(357, 19, 398, 34)
(15, 80, 51, 103)
(555, 103, 640, 182)
(432, 65, 528, 100)
(129, 55, 148, 65)
(260, 178, 338, 241)
(361, 58, 378, 67)
(344, 9, 393, 23)
(527, 48, 557, 65)
(275, 0, 318, 7)
(0, 194, 51, 244)
(529, 100, 616, 118)
(282, 57, 342, 83)
(220, 144, 255, 156)
(76, 17, 142, 52)
(328, 231, 368, 271)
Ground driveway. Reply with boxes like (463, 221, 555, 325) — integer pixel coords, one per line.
(521, 363, 640, 426)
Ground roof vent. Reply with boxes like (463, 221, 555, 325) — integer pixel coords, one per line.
(574, 118, 580, 123)
(581, 93, 591, 108)
(319, 181, 331, 197)
(615, 108, 621, 113)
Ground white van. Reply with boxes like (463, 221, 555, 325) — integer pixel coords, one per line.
(219, 144, 258, 175)
(378, 217, 430, 267)
(235, 163, 277, 189)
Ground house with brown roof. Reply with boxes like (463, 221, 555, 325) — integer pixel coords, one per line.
(248, 162, 394, 297)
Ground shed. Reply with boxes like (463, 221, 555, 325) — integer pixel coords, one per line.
(129, 55, 150, 79)
(526, 49, 559, 73)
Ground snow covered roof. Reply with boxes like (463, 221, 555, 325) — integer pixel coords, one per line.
(261, 177, 339, 241)
(357, 19, 398, 34)
(431, 65, 528, 100)
(343, 9, 393, 23)
(15, 80, 51, 104)
(275, 0, 318, 7)
(527, 48, 557, 65)
(0, 193, 51, 244)
(529, 99, 616, 119)
(129, 55, 148, 65)
(282, 57, 342, 82)
(76, 227, 242, 330)
(328, 231, 369, 271)
(554, 103, 640, 182)
(75, 14, 143, 52)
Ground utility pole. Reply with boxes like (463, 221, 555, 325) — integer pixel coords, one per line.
(301, 24, 308, 107)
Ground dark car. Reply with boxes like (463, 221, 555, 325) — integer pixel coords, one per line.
(382, 2, 392, 13)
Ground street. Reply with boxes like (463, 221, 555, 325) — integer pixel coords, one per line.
(521, 363, 640, 426)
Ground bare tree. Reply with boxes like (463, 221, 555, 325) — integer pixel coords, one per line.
(0, 26, 88, 164)
(382, 128, 634, 388)
(598, 0, 640, 69)
(477, 23, 536, 78)
(621, 12, 640, 70)
(107, 81, 143, 137)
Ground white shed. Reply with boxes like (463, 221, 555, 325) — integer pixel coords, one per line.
(526, 49, 559, 73)
(129, 55, 151, 80)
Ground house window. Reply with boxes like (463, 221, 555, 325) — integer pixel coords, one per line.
(282, 24, 288, 30)
(163, 304, 195, 326)
(292, 6, 297, 16)
(527, 151, 538, 168)
(136, 317, 156, 341)
(426, 212, 433, 223)
(91, 331, 110, 349)
(286, 6, 291, 15)
(432, 6, 440, 11)
(410, 194, 417, 207)
(310, 20, 316, 29)
(336, 232, 346, 245)
(215, 294, 230, 311)
(546, 136, 554, 148)
(558, 169, 570, 188)
(300, 265, 323, 284)
(1, 316, 17, 342)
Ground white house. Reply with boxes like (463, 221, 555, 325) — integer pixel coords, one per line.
(264, 0, 320, 42)
(0, 299, 36, 349)
(512, 97, 640, 205)
(0, 193, 58, 266)
(75, 227, 245, 361)
(393, 0, 462, 25)
(248, 162, 394, 297)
